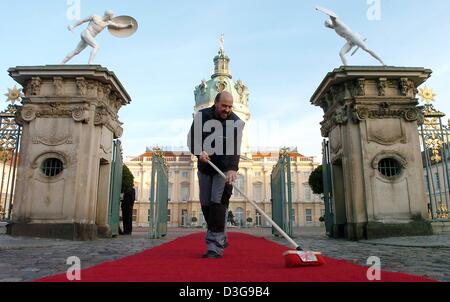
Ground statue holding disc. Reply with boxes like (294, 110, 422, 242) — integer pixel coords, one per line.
(62, 10, 138, 64)
(316, 6, 385, 66)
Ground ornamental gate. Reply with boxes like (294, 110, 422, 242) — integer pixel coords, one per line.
(108, 139, 123, 236)
(270, 148, 294, 237)
(148, 148, 169, 239)
(322, 139, 334, 237)
(0, 104, 22, 221)
(419, 90, 450, 221)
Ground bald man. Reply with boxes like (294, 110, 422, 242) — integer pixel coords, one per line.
(188, 91, 245, 258)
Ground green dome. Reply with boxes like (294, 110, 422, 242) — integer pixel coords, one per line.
(194, 50, 249, 108)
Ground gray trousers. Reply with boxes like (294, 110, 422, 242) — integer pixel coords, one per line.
(198, 171, 228, 255)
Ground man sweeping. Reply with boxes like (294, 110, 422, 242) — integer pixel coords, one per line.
(188, 91, 245, 259)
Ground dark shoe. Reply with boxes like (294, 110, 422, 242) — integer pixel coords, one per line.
(202, 251, 223, 259)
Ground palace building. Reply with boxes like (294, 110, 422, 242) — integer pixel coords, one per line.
(125, 45, 324, 228)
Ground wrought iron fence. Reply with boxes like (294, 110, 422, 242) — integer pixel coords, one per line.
(148, 147, 169, 239)
(418, 87, 450, 221)
(108, 140, 123, 236)
(322, 139, 334, 236)
(0, 105, 22, 221)
(270, 147, 294, 237)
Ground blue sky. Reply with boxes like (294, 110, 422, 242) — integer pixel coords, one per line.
(1, 0, 450, 160)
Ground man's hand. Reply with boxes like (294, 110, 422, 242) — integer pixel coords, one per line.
(226, 171, 237, 185)
(68, 25, 75, 33)
(199, 151, 210, 164)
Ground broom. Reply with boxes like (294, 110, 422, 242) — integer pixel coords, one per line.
(207, 160, 326, 268)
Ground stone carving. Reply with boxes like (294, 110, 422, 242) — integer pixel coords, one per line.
(27, 77, 42, 96)
(88, 82, 98, 97)
(366, 119, 406, 145)
(199, 80, 207, 94)
(352, 103, 420, 123)
(320, 106, 348, 137)
(330, 85, 345, 105)
(32, 136, 73, 146)
(330, 128, 342, 153)
(377, 78, 387, 96)
(334, 106, 348, 124)
(53, 77, 64, 96)
(76, 77, 88, 96)
(353, 107, 370, 121)
(103, 84, 112, 102)
(31, 152, 68, 170)
(114, 126, 124, 138)
(72, 107, 89, 123)
(235, 80, 249, 104)
(216, 79, 227, 92)
(371, 151, 408, 170)
(108, 92, 120, 111)
(194, 80, 208, 98)
(404, 108, 420, 122)
(21, 107, 37, 122)
(400, 78, 417, 98)
(22, 104, 80, 119)
(97, 84, 105, 101)
(354, 78, 366, 96)
(94, 106, 108, 125)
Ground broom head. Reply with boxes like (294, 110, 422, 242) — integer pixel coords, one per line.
(283, 250, 326, 268)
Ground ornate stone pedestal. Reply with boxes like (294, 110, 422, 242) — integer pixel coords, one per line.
(6, 65, 131, 240)
(311, 66, 433, 240)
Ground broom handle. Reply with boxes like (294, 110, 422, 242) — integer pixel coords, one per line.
(207, 160, 300, 250)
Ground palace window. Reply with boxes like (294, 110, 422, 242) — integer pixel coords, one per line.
(41, 158, 64, 177)
(234, 175, 246, 198)
(255, 211, 262, 226)
(181, 183, 190, 201)
(168, 183, 173, 201)
(305, 209, 313, 223)
(253, 183, 263, 202)
(304, 185, 312, 201)
(378, 158, 402, 178)
(132, 209, 137, 222)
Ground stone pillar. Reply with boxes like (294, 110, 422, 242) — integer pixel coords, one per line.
(311, 66, 433, 240)
(7, 65, 131, 240)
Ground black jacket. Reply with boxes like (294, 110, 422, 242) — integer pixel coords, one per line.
(122, 188, 136, 207)
(188, 105, 245, 175)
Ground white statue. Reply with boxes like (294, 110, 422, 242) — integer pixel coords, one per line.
(62, 10, 134, 64)
(316, 6, 386, 66)
(219, 34, 225, 53)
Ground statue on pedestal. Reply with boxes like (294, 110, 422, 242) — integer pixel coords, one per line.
(62, 10, 138, 64)
(316, 6, 386, 66)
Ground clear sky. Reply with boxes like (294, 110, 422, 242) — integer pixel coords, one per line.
(1, 0, 450, 161)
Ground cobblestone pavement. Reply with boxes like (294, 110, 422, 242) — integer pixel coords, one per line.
(0, 227, 449, 282)
(240, 227, 450, 282)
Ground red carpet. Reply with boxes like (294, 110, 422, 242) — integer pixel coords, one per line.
(36, 232, 435, 282)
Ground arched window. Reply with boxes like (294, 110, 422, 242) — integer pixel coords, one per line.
(235, 207, 245, 227)
(181, 183, 190, 201)
(253, 182, 263, 202)
(290, 182, 296, 201)
(234, 175, 245, 198)
(304, 185, 312, 201)
(168, 183, 173, 201)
